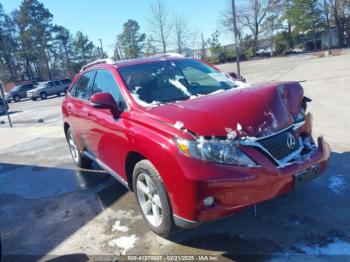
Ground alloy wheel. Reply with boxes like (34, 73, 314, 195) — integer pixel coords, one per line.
(136, 173, 163, 227)
(68, 131, 79, 163)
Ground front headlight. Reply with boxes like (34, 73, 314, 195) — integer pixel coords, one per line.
(176, 137, 257, 166)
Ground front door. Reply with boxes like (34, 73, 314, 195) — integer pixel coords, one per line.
(85, 69, 128, 176)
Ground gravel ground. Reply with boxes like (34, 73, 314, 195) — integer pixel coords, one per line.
(0, 50, 349, 261)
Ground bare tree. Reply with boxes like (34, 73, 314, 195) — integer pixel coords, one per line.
(148, 0, 172, 53)
(173, 14, 190, 54)
(238, 0, 275, 54)
(328, 0, 347, 47)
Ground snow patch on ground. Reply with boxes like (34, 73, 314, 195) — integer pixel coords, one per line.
(109, 235, 139, 255)
(328, 176, 346, 194)
(300, 239, 350, 255)
(112, 221, 129, 232)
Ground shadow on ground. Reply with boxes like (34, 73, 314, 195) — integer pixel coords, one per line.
(0, 162, 127, 261)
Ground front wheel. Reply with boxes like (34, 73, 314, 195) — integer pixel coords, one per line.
(66, 128, 92, 168)
(133, 160, 175, 238)
(40, 92, 47, 100)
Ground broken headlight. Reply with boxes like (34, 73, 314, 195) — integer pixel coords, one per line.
(295, 96, 312, 122)
(176, 138, 257, 166)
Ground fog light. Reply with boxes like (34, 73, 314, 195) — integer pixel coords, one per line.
(203, 196, 215, 207)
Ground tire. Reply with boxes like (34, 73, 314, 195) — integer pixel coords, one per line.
(66, 128, 92, 168)
(133, 160, 175, 238)
(40, 92, 47, 100)
(31, 98, 37, 101)
(14, 95, 20, 102)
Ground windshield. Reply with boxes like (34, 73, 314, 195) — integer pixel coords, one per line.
(118, 59, 237, 106)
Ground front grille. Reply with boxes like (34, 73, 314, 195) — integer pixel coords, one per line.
(257, 128, 300, 161)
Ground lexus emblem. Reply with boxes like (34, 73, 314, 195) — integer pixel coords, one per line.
(286, 133, 296, 149)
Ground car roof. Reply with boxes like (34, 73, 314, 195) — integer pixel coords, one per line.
(113, 56, 190, 69)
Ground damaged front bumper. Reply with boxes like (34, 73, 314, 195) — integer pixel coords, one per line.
(174, 135, 330, 228)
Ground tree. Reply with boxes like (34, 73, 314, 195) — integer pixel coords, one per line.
(117, 19, 146, 59)
(14, 0, 54, 80)
(328, 0, 348, 47)
(148, 0, 172, 53)
(73, 31, 99, 68)
(173, 14, 190, 54)
(207, 30, 224, 63)
(144, 35, 158, 57)
(289, 0, 324, 50)
(53, 26, 74, 77)
(238, 0, 275, 55)
(0, 4, 20, 80)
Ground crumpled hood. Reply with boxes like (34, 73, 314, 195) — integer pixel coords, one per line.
(144, 82, 304, 138)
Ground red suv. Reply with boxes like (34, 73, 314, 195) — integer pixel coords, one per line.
(62, 56, 330, 237)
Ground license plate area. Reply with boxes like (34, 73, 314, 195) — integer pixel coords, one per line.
(294, 164, 321, 188)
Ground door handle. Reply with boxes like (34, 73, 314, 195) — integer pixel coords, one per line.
(68, 106, 73, 113)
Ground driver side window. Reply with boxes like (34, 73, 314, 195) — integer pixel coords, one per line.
(92, 70, 124, 106)
(71, 71, 96, 100)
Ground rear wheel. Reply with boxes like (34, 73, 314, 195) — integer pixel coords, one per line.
(31, 98, 37, 101)
(13, 95, 20, 102)
(67, 128, 92, 168)
(133, 160, 175, 238)
(40, 92, 47, 100)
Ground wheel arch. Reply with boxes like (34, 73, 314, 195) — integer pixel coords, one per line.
(125, 151, 146, 191)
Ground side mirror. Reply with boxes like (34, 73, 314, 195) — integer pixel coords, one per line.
(227, 72, 237, 79)
(227, 72, 246, 83)
(90, 92, 120, 118)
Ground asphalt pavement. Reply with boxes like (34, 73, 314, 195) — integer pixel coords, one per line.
(0, 51, 349, 261)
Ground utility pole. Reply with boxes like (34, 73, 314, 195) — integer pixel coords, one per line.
(99, 39, 104, 58)
(201, 33, 206, 59)
(231, 0, 241, 79)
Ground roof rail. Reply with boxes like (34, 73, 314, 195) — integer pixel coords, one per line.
(148, 53, 185, 59)
(80, 58, 117, 72)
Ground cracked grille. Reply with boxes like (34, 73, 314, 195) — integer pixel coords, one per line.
(257, 128, 300, 161)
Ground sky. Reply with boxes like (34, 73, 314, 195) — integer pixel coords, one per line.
(1, 0, 241, 57)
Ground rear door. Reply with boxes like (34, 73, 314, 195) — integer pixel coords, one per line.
(20, 84, 33, 98)
(46, 82, 55, 95)
(85, 69, 128, 175)
(65, 71, 96, 149)
(53, 81, 62, 94)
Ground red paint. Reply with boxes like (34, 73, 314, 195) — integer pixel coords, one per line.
(62, 56, 330, 223)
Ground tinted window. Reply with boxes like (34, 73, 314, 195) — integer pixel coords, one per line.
(72, 71, 96, 100)
(48, 82, 54, 87)
(20, 84, 32, 91)
(92, 70, 123, 103)
(61, 79, 71, 84)
(54, 81, 61, 86)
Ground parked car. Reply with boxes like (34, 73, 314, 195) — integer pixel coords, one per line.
(62, 57, 330, 237)
(27, 79, 71, 100)
(0, 97, 9, 114)
(4, 83, 35, 102)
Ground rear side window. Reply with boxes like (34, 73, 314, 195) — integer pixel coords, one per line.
(61, 79, 71, 85)
(71, 71, 96, 100)
(92, 70, 123, 104)
(54, 81, 61, 86)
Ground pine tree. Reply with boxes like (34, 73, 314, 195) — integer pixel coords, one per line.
(117, 20, 146, 59)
